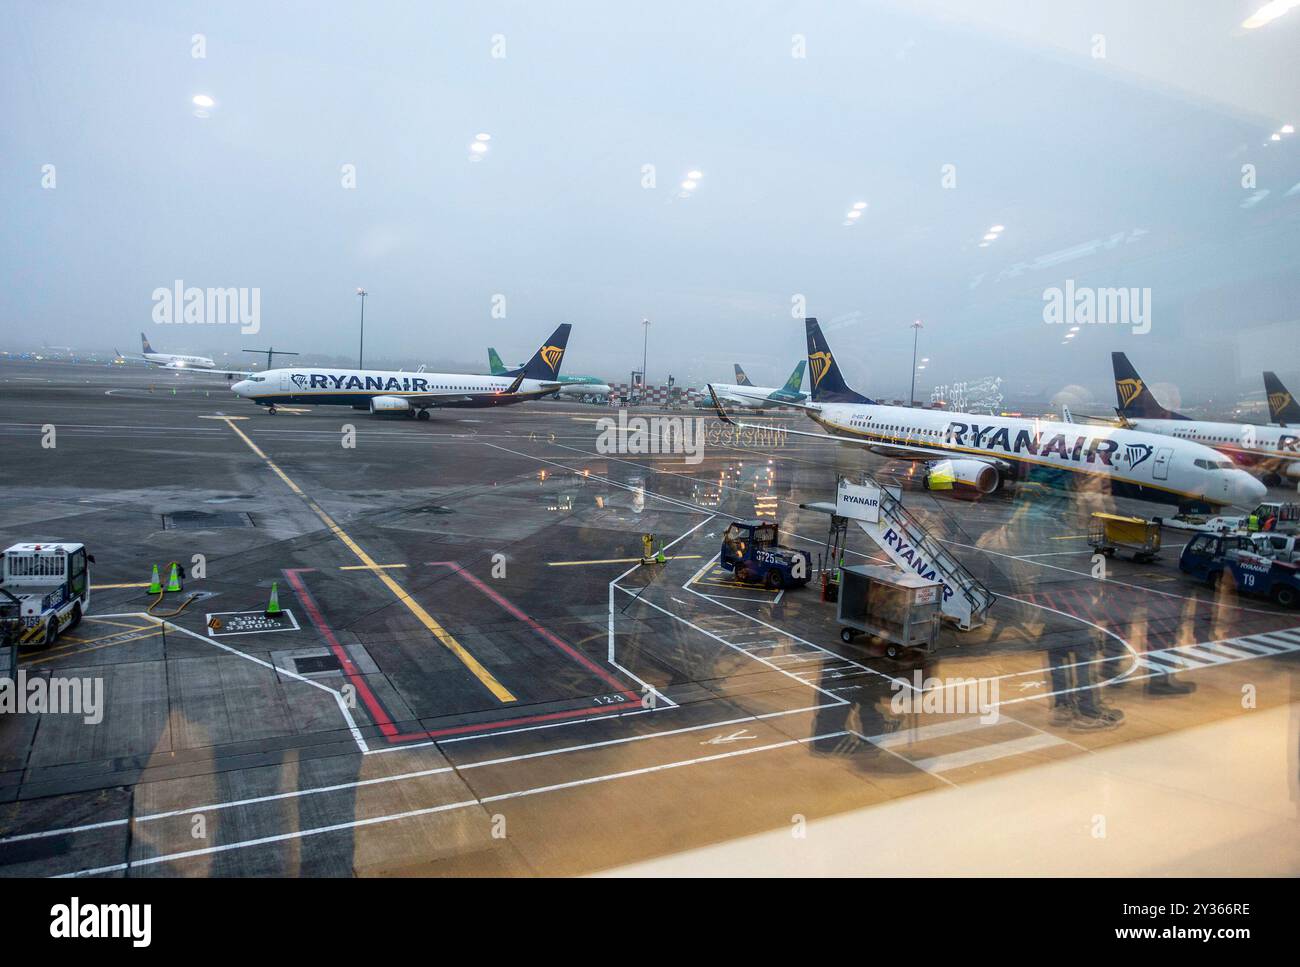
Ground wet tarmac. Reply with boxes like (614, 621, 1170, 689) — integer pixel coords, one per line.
(2, 360, 1297, 875)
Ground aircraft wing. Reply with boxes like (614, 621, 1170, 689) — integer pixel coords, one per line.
(1063, 407, 1121, 427)
(721, 387, 822, 411)
(403, 373, 552, 407)
(706, 385, 1012, 470)
(162, 366, 253, 379)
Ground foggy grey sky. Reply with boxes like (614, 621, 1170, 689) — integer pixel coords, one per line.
(3, 1, 1299, 407)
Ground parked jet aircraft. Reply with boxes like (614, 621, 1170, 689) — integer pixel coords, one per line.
(708, 319, 1266, 511)
(487, 346, 610, 399)
(1112, 353, 1300, 486)
(711, 361, 807, 410)
(116, 333, 216, 370)
(233, 324, 571, 417)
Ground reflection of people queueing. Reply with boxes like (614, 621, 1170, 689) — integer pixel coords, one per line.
(1047, 636, 1125, 731)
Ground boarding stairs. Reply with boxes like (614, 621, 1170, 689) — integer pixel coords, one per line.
(804, 476, 995, 630)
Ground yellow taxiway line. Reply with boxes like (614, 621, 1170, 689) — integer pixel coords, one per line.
(215, 416, 516, 703)
(24, 629, 163, 666)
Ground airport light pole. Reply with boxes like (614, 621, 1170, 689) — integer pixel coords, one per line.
(908, 319, 923, 407)
(356, 288, 367, 369)
(641, 318, 650, 394)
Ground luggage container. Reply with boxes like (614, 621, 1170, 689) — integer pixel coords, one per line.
(836, 564, 942, 658)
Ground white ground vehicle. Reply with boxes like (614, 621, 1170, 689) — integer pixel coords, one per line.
(0, 543, 93, 649)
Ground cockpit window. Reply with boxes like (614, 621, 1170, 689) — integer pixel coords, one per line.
(1193, 458, 1235, 470)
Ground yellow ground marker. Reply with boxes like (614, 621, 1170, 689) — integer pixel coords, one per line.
(91, 582, 150, 590)
(338, 564, 407, 571)
(548, 555, 703, 567)
(216, 416, 516, 703)
(24, 629, 164, 666)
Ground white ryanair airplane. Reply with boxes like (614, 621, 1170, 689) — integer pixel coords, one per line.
(708, 318, 1267, 512)
(116, 333, 216, 370)
(711, 361, 808, 409)
(1111, 353, 1300, 487)
(232, 324, 570, 418)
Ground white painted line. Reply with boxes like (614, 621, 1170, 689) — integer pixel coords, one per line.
(1250, 632, 1300, 650)
(135, 766, 456, 824)
(904, 727, 1066, 774)
(94, 611, 369, 753)
(616, 586, 848, 704)
(58, 730, 849, 875)
(945, 537, 1287, 616)
(866, 716, 993, 750)
(0, 818, 129, 846)
(908, 732, 1065, 774)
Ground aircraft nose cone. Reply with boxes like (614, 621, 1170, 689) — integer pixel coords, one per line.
(1236, 472, 1267, 508)
(232, 380, 249, 396)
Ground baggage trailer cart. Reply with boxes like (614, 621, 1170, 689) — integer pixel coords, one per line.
(1088, 512, 1161, 562)
(836, 564, 942, 658)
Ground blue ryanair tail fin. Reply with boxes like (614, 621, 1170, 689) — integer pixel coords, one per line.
(1264, 371, 1300, 425)
(1111, 352, 1186, 420)
(805, 318, 873, 404)
(508, 324, 571, 381)
(141, 332, 155, 355)
(733, 364, 752, 386)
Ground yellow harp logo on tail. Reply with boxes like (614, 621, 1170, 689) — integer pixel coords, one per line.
(1269, 391, 1292, 414)
(809, 351, 833, 387)
(539, 345, 564, 372)
(1117, 378, 1144, 408)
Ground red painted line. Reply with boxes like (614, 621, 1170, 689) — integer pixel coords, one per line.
(283, 568, 399, 737)
(284, 565, 642, 745)
(427, 561, 638, 699)
(394, 698, 645, 741)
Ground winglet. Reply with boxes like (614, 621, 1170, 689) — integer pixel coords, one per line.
(707, 384, 737, 425)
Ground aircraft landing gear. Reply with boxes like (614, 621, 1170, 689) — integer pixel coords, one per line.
(267, 405, 278, 415)
(417, 409, 431, 421)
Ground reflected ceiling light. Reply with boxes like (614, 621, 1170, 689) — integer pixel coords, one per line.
(681, 180, 697, 190)
(1271, 133, 1282, 141)
(853, 201, 867, 210)
(847, 210, 862, 219)
(989, 224, 1004, 232)
(192, 94, 215, 108)
(978, 241, 990, 247)
(1069, 326, 1080, 332)
(687, 170, 703, 180)
(475, 133, 491, 142)
(1242, 0, 1299, 29)
(983, 233, 997, 240)
(1282, 124, 1295, 134)
(470, 141, 489, 153)
(1065, 332, 1076, 339)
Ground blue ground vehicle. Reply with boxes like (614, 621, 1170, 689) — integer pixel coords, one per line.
(1179, 532, 1300, 608)
(719, 520, 810, 591)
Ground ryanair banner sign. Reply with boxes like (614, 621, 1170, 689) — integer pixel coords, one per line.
(836, 479, 881, 523)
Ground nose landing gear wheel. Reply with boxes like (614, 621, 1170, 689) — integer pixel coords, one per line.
(417, 409, 430, 421)
(267, 405, 278, 415)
